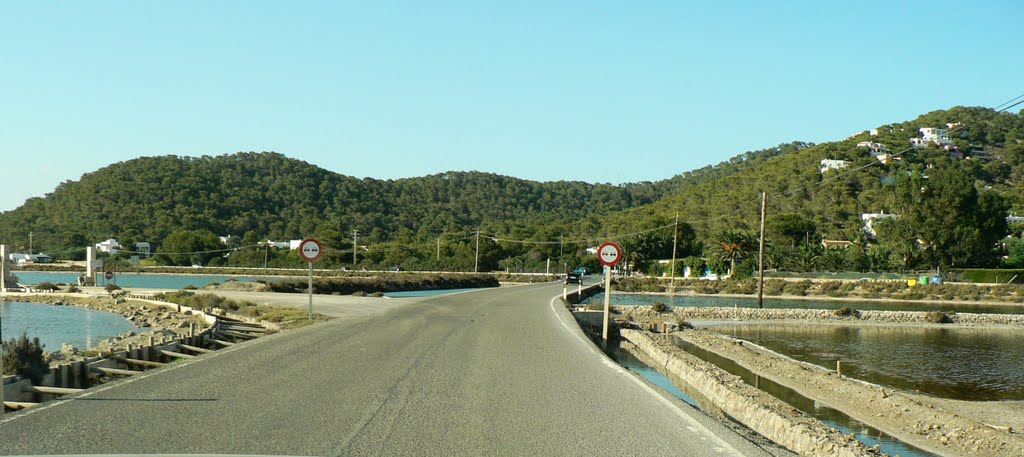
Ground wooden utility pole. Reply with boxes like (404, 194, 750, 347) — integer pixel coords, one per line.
(436, 237, 441, 261)
(474, 230, 481, 273)
(352, 230, 359, 267)
(757, 192, 767, 309)
(670, 213, 679, 296)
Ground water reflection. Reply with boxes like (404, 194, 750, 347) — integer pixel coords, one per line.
(709, 323, 1024, 401)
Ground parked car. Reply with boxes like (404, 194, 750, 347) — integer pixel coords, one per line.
(565, 272, 583, 285)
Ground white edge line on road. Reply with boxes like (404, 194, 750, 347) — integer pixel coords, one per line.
(548, 295, 743, 456)
(0, 331, 275, 426)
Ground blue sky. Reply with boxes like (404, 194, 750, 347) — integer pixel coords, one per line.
(1, 1, 1021, 211)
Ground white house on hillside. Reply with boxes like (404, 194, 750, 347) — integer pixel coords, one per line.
(862, 212, 897, 238)
(820, 159, 850, 174)
(95, 238, 121, 254)
(912, 127, 953, 147)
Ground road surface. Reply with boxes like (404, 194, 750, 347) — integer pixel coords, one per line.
(0, 282, 789, 456)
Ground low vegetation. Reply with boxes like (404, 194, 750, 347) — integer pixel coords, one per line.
(2, 333, 49, 384)
(268, 273, 498, 295)
(154, 291, 330, 328)
(606, 276, 1024, 303)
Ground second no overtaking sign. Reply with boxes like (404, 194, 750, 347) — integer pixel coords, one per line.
(598, 242, 622, 266)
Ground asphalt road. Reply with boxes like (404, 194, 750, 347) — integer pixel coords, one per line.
(0, 282, 787, 456)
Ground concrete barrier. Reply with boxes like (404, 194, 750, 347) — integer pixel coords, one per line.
(621, 329, 882, 457)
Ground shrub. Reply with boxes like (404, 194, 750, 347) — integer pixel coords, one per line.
(104, 283, 122, 293)
(783, 280, 812, 296)
(2, 333, 48, 384)
(676, 319, 694, 330)
(652, 302, 668, 313)
(183, 284, 198, 290)
(370, 291, 384, 297)
(833, 306, 856, 318)
(926, 311, 951, 324)
(66, 285, 81, 293)
(763, 279, 786, 296)
(721, 278, 757, 295)
(35, 282, 60, 291)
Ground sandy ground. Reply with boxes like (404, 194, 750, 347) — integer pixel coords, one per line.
(676, 329, 1024, 457)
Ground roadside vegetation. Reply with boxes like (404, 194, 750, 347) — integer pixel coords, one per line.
(267, 273, 498, 295)
(2, 333, 49, 384)
(154, 291, 330, 328)
(614, 277, 1024, 303)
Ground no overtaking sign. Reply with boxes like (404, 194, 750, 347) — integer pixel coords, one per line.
(299, 238, 322, 262)
(598, 242, 622, 266)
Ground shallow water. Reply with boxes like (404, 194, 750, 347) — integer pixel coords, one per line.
(1, 301, 140, 350)
(708, 323, 1024, 401)
(15, 271, 286, 290)
(586, 292, 1024, 314)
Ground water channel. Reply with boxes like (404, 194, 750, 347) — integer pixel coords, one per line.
(707, 322, 1024, 401)
(14, 271, 289, 290)
(581, 325, 934, 456)
(1, 301, 139, 350)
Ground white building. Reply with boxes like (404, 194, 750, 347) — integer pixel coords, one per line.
(857, 141, 888, 153)
(289, 240, 303, 250)
(820, 159, 850, 174)
(95, 238, 121, 254)
(262, 241, 291, 249)
(7, 253, 52, 265)
(862, 212, 897, 238)
(912, 127, 953, 147)
(1008, 214, 1024, 223)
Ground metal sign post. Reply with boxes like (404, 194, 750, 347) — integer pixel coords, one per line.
(298, 238, 323, 320)
(597, 242, 623, 341)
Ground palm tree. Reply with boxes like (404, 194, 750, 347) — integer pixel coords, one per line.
(819, 246, 847, 273)
(712, 229, 753, 276)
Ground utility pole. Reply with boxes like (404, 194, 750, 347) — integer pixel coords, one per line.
(28, 231, 33, 256)
(263, 241, 269, 269)
(436, 237, 441, 261)
(559, 235, 564, 258)
(352, 229, 359, 267)
(474, 230, 481, 273)
(758, 192, 767, 309)
(670, 214, 679, 295)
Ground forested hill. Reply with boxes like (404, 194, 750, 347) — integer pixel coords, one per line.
(0, 140, 802, 256)
(600, 106, 1024, 270)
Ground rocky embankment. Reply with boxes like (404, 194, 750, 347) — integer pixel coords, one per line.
(8, 294, 209, 366)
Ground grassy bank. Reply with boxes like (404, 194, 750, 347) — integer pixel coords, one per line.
(155, 291, 329, 328)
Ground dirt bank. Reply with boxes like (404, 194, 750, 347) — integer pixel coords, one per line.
(675, 329, 1024, 456)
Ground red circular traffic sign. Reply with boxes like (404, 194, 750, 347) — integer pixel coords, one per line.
(299, 238, 323, 262)
(597, 242, 622, 266)
(104, 270, 113, 280)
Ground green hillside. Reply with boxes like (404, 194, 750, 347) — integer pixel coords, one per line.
(1, 106, 1022, 274)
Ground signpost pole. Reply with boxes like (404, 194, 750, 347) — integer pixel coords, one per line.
(298, 238, 322, 321)
(308, 261, 313, 320)
(602, 265, 612, 341)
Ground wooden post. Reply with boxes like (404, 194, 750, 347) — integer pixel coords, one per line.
(836, 359, 842, 377)
(757, 191, 767, 309)
(563, 282, 567, 302)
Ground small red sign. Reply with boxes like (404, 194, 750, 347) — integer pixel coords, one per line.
(104, 270, 113, 280)
(299, 238, 323, 262)
(597, 242, 623, 267)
